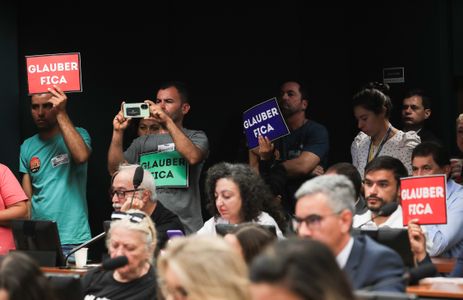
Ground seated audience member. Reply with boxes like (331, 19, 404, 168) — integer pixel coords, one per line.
(197, 162, 285, 238)
(0, 163, 28, 255)
(157, 235, 250, 300)
(401, 89, 440, 143)
(351, 82, 420, 178)
(353, 156, 408, 229)
(294, 174, 405, 292)
(224, 223, 277, 265)
(411, 142, 463, 258)
(250, 238, 355, 300)
(325, 162, 366, 215)
(111, 164, 184, 251)
(0, 251, 56, 300)
(81, 210, 157, 300)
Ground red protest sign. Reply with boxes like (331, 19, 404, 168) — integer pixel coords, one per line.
(401, 175, 447, 226)
(26, 53, 82, 94)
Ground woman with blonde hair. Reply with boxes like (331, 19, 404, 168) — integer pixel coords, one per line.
(81, 209, 158, 300)
(158, 235, 250, 300)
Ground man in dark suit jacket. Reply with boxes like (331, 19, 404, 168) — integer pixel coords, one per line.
(294, 174, 405, 292)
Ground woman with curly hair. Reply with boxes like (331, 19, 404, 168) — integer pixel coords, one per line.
(197, 162, 285, 238)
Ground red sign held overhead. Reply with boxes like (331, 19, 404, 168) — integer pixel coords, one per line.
(26, 52, 82, 94)
(401, 175, 447, 226)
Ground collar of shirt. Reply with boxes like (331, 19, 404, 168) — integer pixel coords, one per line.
(337, 236, 354, 269)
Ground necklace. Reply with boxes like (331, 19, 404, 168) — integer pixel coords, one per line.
(367, 125, 392, 162)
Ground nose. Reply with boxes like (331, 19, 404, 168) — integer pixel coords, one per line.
(413, 169, 423, 176)
(113, 246, 125, 257)
(357, 120, 364, 130)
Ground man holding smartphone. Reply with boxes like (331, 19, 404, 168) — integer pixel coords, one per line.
(108, 81, 209, 234)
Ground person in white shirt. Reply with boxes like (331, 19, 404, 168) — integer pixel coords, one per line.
(197, 162, 285, 238)
(353, 156, 408, 229)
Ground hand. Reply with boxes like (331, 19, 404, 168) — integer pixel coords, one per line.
(120, 197, 144, 211)
(113, 102, 131, 132)
(145, 100, 170, 125)
(252, 135, 275, 160)
(312, 165, 325, 176)
(47, 85, 68, 114)
(408, 218, 427, 263)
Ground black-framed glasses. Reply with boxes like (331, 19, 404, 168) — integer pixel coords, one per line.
(110, 189, 142, 199)
(111, 211, 146, 223)
(291, 213, 339, 232)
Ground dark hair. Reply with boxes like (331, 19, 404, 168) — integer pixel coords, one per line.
(250, 238, 355, 300)
(364, 156, 409, 186)
(205, 162, 272, 223)
(412, 141, 450, 168)
(0, 252, 56, 300)
(352, 82, 393, 118)
(158, 81, 189, 104)
(327, 162, 362, 199)
(280, 80, 309, 101)
(404, 88, 431, 109)
(229, 223, 276, 265)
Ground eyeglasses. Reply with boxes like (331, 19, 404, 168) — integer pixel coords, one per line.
(111, 211, 146, 223)
(291, 213, 339, 232)
(110, 189, 142, 199)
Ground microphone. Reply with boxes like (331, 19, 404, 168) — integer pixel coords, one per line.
(357, 202, 399, 228)
(359, 263, 437, 291)
(99, 255, 129, 271)
(64, 232, 106, 266)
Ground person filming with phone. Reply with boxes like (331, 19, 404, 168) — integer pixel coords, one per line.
(108, 81, 209, 234)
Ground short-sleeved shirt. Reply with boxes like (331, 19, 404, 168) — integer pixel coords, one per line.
(274, 120, 329, 213)
(124, 128, 209, 233)
(351, 130, 420, 178)
(82, 265, 157, 300)
(0, 164, 28, 254)
(19, 127, 92, 244)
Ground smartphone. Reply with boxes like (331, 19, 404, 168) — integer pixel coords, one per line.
(122, 102, 150, 118)
(166, 229, 184, 239)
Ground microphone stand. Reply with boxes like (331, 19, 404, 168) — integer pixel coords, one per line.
(63, 232, 106, 266)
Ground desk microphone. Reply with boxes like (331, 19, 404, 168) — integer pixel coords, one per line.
(360, 263, 437, 291)
(100, 256, 128, 270)
(64, 232, 106, 266)
(357, 202, 399, 228)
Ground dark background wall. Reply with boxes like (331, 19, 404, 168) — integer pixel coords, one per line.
(1, 1, 461, 259)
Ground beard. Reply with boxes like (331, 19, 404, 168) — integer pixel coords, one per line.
(366, 197, 385, 213)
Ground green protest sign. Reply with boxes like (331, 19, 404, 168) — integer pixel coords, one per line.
(139, 151, 189, 188)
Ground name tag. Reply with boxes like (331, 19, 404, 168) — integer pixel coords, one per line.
(140, 151, 189, 188)
(51, 154, 69, 168)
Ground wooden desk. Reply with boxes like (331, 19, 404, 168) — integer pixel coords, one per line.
(407, 282, 463, 299)
(41, 266, 90, 277)
(431, 257, 456, 274)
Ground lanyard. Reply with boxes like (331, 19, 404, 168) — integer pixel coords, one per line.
(367, 125, 392, 162)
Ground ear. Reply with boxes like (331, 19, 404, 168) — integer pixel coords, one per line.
(302, 99, 308, 110)
(142, 190, 152, 204)
(443, 164, 452, 177)
(339, 209, 353, 234)
(424, 108, 431, 119)
(182, 102, 191, 115)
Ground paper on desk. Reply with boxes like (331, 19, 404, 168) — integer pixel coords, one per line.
(420, 277, 463, 284)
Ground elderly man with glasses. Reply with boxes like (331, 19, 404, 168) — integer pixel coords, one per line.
(293, 174, 405, 293)
(110, 164, 184, 251)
